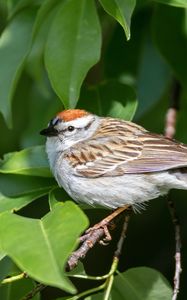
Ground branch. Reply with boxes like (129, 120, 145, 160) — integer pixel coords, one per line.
(66, 227, 106, 271)
(164, 79, 182, 300)
(67, 205, 130, 271)
(167, 198, 182, 300)
(114, 213, 131, 259)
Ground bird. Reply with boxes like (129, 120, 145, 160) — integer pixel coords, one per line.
(40, 109, 187, 232)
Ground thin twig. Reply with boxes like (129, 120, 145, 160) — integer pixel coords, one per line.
(167, 198, 182, 300)
(114, 213, 131, 259)
(21, 283, 46, 300)
(164, 79, 182, 300)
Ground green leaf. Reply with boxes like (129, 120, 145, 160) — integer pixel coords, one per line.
(0, 8, 36, 125)
(0, 174, 56, 197)
(99, 0, 136, 40)
(0, 190, 50, 213)
(48, 187, 72, 210)
(67, 261, 86, 277)
(8, 0, 41, 19)
(0, 256, 12, 281)
(1, 278, 40, 300)
(48, 188, 60, 210)
(153, 0, 187, 8)
(97, 81, 137, 120)
(0, 251, 5, 262)
(87, 267, 172, 299)
(31, 0, 61, 42)
(45, 0, 101, 108)
(112, 268, 172, 299)
(0, 202, 88, 292)
(135, 35, 171, 119)
(152, 4, 187, 91)
(79, 80, 137, 121)
(0, 146, 51, 177)
(0, 256, 40, 299)
(26, 1, 62, 91)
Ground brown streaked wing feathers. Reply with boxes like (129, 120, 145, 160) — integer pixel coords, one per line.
(65, 120, 187, 178)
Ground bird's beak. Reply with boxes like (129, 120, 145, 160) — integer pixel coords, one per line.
(40, 126, 58, 137)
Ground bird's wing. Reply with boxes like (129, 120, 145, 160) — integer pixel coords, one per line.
(122, 133, 187, 174)
(65, 120, 187, 178)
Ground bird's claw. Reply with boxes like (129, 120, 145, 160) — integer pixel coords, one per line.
(81, 223, 112, 245)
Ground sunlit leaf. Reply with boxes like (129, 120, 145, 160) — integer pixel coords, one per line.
(0, 202, 88, 292)
(45, 0, 101, 108)
(0, 146, 51, 177)
(99, 0, 136, 40)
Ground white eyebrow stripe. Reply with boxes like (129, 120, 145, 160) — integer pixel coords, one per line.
(65, 115, 95, 128)
(52, 117, 60, 126)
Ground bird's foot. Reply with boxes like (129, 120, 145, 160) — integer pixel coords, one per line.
(80, 205, 130, 245)
(79, 222, 112, 245)
(87, 223, 112, 245)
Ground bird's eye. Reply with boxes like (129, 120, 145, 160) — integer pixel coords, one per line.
(67, 126, 75, 132)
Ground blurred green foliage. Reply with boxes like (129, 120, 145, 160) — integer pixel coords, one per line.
(0, 0, 187, 299)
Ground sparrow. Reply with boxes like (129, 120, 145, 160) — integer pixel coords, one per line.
(40, 109, 187, 213)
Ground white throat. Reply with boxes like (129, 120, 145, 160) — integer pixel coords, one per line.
(46, 114, 100, 170)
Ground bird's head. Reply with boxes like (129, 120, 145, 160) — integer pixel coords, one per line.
(40, 109, 100, 152)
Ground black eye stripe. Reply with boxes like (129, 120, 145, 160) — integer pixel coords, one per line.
(84, 120, 93, 130)
(68, 126, 75, 132)
(58, 127, 75, 134)
(58, 119, 94, 134)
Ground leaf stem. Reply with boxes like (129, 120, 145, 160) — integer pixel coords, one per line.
(103, 275, 114, 300)
(69, 257, 119, 281)
(102, 213, 131, 298)
(67, 282, 106, 300)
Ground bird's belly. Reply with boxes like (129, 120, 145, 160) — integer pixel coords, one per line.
(56, 170, 171, 210)
(54, 156, 187, 209)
